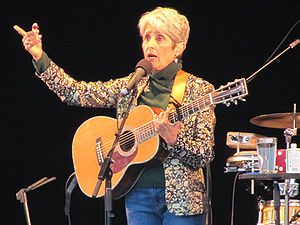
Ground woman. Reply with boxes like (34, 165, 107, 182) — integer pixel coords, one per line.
(14, 7, 216, 225)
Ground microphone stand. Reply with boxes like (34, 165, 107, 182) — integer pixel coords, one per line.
(92, 88, 138, 225)
(16, 177, 56, 225)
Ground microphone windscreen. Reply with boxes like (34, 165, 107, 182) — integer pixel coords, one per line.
(135, 59, 152, 75)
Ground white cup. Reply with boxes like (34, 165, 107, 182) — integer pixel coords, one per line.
(257, 137, 277, 173)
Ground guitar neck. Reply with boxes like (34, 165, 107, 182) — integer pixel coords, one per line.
(168, 94, 212, 123)
(135, 94, 213, 143)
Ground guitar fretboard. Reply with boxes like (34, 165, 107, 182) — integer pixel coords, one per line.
(168, 94, 212, 123)
(135, 120, 156, 143)
(134, 94, 213, 143)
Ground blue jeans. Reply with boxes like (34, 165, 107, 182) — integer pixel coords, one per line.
(125, 187, 206, 225)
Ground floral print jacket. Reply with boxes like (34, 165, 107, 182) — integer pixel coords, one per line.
(36, 60, 216, 216)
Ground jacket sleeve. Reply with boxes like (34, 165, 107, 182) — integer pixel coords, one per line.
(36, 60, 131, 108)
(167, 75, 216, 170)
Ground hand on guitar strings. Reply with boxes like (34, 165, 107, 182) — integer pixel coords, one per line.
(154, 107, 182, 147)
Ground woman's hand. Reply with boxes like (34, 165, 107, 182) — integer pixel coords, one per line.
(154, 108, 182, 147)
(14, 23, 43, 61)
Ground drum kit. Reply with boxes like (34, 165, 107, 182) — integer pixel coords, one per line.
(225, 108, 300, 225)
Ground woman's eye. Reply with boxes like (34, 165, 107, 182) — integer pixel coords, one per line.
(157, 35, 164, 41)
(144, 34, 151, 41)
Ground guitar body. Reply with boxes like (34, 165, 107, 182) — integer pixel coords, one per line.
(72, 105, 167, 199)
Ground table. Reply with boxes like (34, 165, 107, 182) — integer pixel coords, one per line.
(239, 173, 300, 225)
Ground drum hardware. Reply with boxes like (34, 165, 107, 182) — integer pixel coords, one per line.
(226, 132, 266, 153)
(257, 199, 300, 225)
(283, 179, 300, 224)
(284, 128, 297, 149)
(225, 132, 265, 173)
(285, 104, 297, 149)
(278, 180, 299, 197)
(225, 151, 259, 173)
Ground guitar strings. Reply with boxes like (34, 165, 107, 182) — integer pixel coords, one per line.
(99, 97, 205, 153)
(99, 95, 212, 155)
(101, 95, 211, 154)
(98, 95, 211, 157)
(98, 85, 235, 156)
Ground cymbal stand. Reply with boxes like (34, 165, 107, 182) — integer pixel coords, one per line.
(283, 104, 297, 149)
(284, 179, 290, 225)
(282, 103, 298, 225)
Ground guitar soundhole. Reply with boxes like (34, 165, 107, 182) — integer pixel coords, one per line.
(119, 130, 135, 152)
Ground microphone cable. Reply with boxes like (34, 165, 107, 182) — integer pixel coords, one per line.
(230, 172, 240, 225)
(264, 19, 300, 64)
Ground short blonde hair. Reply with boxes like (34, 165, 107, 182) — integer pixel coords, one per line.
(138, 7, 190, 46)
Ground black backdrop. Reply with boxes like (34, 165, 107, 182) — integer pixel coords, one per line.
(1, 1, 300, 224)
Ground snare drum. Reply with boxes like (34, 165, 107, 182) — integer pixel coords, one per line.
(258, 200, 300, 224)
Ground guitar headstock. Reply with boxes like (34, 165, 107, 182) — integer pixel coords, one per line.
(213, 78, 248, 106)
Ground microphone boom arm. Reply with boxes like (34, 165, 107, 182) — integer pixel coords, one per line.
(246, 39, 300, 83)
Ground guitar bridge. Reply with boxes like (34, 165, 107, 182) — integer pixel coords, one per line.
(96, 137, 104, 166)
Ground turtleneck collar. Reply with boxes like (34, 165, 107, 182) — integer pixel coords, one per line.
(150, 61, 182, 81)
(138, 61, 183, 110)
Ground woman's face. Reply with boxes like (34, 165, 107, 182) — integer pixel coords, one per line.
(142, 24, 184, 71)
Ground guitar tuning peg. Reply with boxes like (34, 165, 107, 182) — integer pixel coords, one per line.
(233, 100, 238, 105)
(225, 102, 231, 107)
(240, 97, 246, 102)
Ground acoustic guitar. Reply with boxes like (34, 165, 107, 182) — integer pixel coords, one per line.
(72, 78, 248, 199)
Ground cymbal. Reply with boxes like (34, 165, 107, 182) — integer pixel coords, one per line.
(250, 113, 300, 129)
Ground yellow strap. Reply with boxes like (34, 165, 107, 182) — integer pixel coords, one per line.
(168, 70, 189, 109)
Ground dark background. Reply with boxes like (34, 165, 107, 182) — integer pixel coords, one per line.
(1, 1, 300, 224)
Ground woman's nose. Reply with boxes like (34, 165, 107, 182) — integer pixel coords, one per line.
(147, 37, 156, 48)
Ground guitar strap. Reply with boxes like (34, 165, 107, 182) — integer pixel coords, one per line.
(168, 70, 189, 109)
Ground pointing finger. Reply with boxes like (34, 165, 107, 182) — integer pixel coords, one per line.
(13, 25, 27, 37)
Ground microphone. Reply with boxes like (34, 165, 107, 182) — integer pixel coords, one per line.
(121, 59, 152, 96)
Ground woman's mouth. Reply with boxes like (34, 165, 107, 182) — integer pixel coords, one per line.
(147, 53, 157, 60)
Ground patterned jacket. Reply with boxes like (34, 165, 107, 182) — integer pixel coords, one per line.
(36, 60, 216, 216)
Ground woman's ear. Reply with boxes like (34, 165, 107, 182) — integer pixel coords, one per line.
(174, 42, 186, 57)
